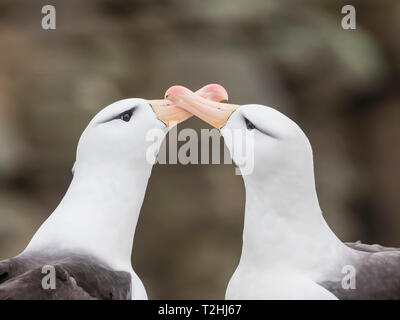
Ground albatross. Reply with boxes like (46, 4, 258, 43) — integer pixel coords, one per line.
(165, 85, 400, 300)
(0, 84, 227, 300)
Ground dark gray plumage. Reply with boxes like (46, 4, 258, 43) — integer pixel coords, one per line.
(0, 252, 131, 300)
(318, 241, 400, 299)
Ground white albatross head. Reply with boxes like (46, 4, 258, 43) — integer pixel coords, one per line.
(74, 84, 228, 177)
(74, 98, 167, 176)
(164, 85, 314, 186)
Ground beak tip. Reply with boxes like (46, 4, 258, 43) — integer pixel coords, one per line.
(207, 84, 229, 101)
(165, 85, 188, 100)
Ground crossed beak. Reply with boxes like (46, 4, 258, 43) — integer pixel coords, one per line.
(149, 84, 229, 127)
(164, 86, 239, 129)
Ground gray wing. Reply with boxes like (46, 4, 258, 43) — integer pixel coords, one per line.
(319, 241, 400, 299)
(345, 241, 400, 253)
(0, 253, 132, 300)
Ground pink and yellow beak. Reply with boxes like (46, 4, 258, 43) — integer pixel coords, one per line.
(164, 85, 239, 129)
(149, 84, 228, 127)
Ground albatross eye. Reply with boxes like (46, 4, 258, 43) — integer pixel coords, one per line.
(245, 118, 256, 130)
(120, 111, 133, 122)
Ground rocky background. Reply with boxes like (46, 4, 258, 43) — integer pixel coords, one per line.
(0, 0, 399, 299)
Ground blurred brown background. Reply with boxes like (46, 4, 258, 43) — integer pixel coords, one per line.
(0, 0, 399, 299)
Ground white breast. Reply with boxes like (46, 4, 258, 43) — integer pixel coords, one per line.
(226, 265, 338, 300)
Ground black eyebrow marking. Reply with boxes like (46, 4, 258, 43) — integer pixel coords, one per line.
(98, 106, 137, 124)
(243, 116, 279, 139)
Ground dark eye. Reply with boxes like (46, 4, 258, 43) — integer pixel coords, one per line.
(120, 110, 133, 122)
(245, 118, 256, 130)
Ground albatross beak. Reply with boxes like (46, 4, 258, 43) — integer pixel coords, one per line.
(149, 84, 228, 127)
(164, 85, 239, 129)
